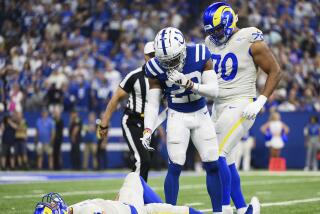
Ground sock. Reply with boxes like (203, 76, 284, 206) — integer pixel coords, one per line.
(139, 176, 163, 204)
(203, 161, 222, 213)
(229, 163, 247, 209)
(189, 207, 203, 214)
(218, 156, 231, 206)
(164, 161, 182, 205)
(244, 205, 252, 214)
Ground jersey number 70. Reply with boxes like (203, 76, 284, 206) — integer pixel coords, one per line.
(211, 53, 238, 81)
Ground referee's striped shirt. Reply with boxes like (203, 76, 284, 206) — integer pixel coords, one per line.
(119, 65, 149, 114)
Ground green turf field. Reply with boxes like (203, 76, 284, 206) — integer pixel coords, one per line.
(1, 171, 320, 214)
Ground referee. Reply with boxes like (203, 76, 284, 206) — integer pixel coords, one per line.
(99, 42, 156, 181)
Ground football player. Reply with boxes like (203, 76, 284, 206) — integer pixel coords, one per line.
(141, 27, 223, 213)
(203, 2, 282, 214)
(33, 172, 203, 214)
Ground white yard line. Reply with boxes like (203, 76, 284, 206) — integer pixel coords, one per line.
(261, 197, 320, 207)
(3, 189, 119, 199)
(200, 197, 320, 213)
(239, 171, 320, 177)
(255, 191, 271, 195)
(184, 202, 203, 207)
(3, 177, 320, 199)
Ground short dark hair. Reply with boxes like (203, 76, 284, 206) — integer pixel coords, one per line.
(146, 52, 155, 58)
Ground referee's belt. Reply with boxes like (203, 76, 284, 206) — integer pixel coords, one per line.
(124, 108, 144, 118)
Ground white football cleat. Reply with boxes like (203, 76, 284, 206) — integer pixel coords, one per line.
(250, 196, 260, 214)
(243, 196, 260, 214)
(222, 205, 234, 214)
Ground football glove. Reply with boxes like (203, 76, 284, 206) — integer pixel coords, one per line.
(140, 128, 154, 151)
(97, 119, 109, 139)
(242, 95, 267, 120)
(168, 69, 193, 90)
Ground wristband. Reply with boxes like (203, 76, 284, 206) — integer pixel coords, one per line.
(99, 124, 109, 130)
(256, 95, 267, 107)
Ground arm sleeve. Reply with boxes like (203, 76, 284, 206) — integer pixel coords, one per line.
(144, 88, 161, 132)
(191, 69, 219, 99)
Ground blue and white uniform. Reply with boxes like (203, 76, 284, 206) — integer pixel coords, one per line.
(145, 44, 219, 165)
(145, 44, 209, 113)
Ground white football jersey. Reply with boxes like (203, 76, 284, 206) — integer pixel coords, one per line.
(205, 27, 264, 103)
(70, 199, 132, 214)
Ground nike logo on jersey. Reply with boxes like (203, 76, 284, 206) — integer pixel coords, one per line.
(228, 106, 236, 109)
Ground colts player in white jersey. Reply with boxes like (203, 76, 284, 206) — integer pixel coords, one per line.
(203, 2, 282, 214)
(33, 173, 204, 214)
(140, 27, 223, 213)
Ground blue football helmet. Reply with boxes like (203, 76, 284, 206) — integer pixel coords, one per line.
(34, 193, 68, 214)
(203, 2, 238, 46)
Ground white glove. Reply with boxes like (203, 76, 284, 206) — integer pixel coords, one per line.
(140, 128, 154, 151)
(242, 95, 267, 120)
(168, 69, 193, 89)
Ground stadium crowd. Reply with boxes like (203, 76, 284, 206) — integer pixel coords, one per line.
(0, 0, 319, 170)
(0, 0, 319, 114)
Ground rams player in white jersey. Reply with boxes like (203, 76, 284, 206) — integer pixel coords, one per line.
(203, 2, 282, 214)
(34, 173, 204, 214)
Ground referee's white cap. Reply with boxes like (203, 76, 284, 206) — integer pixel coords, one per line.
(144, 41, 155, 54)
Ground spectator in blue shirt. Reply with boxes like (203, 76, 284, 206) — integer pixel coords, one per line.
(96, 32, 113, 57)
(82, 112, 98, 170)
(304, 116, 320, 171)
(35, 110, 55, 169)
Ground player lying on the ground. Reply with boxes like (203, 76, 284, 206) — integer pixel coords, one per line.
(33, 172, 203, 214)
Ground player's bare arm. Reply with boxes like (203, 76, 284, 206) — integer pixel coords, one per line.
(242, 40, 282, 120)
(251, 41, 282, 98)
(99, 87, 129, 138)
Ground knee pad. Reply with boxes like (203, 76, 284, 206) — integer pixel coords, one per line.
(168, 161, 182, 176)
(200, 143, 219, 162)
(168, 149, 186, 166)
(203, 161, 219, 173)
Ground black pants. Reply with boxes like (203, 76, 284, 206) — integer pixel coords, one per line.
(71, 142, 81, 170)
(53, 141, 62, 170)
(97, 139, 107, 170)
(122, 113, 155, 182)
